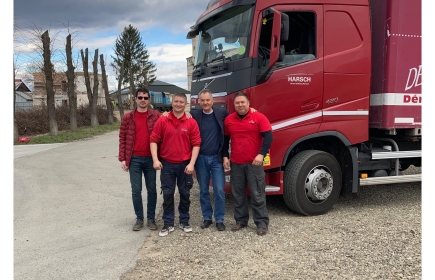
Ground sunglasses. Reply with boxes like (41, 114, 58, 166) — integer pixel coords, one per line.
(137, 96, 149, 100)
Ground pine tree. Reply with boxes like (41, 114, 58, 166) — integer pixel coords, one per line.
(111, 24, 157, 88)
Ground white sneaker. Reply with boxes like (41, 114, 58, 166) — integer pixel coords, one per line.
(179, 223, 192, 233)
(159, 225, 174, 237)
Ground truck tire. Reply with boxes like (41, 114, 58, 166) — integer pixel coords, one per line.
(283, 150, 342, 216)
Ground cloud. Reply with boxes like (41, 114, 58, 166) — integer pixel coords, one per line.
(14, 0, 206, 35)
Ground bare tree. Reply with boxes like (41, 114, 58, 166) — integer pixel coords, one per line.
(80, 48, 99, 128)
(92, 50, 100, 127)
(100, 54, 114, 124)
(42, 30, 58, 136)
(66, 34, 77, 131)
(13, 69, 18, 142)
(116, 62, 125, 120)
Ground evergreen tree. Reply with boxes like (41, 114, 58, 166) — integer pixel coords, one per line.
(111, 24, 157, 88)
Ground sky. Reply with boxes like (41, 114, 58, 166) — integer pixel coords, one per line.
(13, 0, 209, 92)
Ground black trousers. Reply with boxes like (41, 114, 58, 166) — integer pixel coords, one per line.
(230, 162, 269, 228)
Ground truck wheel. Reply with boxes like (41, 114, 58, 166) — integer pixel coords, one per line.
(283, 150, 342, 216)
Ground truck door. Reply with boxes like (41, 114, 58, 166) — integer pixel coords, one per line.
(250, 5, 324, 132)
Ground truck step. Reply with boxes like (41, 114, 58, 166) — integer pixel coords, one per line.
(359, 174, 421, 186)
(371, 150, 422, 160)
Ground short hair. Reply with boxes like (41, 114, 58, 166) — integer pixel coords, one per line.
(199, 89, 212, 97)
(173, 92, 187, 101)
(135, 88, 150, 98)
(234, 91, 249, 101)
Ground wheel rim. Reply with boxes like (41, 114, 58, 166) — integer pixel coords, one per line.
(304, 165, 333, 202)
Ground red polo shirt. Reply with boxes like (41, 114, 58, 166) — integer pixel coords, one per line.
(150, 111, 201, 163)
(224, 110, 272, 164)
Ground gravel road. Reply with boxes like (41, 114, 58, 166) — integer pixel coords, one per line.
(121, 166, 421, 280)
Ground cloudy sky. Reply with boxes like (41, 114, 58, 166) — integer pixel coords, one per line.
(13, 0, 209, 91)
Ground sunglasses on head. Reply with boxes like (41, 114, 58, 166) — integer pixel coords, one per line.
(137, 96, 149, 100)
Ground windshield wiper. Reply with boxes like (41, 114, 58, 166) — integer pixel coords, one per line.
(204, 53, 226, 66)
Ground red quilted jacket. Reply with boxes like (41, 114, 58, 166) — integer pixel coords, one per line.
(118, 109, 161, 167)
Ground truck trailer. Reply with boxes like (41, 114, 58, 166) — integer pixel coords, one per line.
(187, 0, 422, 216)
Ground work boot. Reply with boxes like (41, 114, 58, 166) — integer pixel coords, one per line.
(133, 218, 144, 231)
(147, 219, 158, 230)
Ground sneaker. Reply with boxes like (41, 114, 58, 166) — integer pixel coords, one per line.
(159, 225, 174, 237)
(216, 222, 226, 231)
(147, 219, 158, 230)
(200, 220, 213, 229)
(179, 222, 193, 233)
(133, 218, 144, 231)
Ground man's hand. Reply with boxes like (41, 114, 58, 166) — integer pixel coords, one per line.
(162, 111, 169, 117)
(223, 157, 230, 170)
(185, 163, 194, 174)
(153, 160, 163, 170)
(121, 161, 128, 172)
(250, 108, 257, 113)
(252, 154, 264, 166)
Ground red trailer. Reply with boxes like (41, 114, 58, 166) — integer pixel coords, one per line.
(187, 0, 422, 215)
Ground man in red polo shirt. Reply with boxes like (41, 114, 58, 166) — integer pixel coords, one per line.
(150, 92, 201, 237)
(223, 91, 273, 236)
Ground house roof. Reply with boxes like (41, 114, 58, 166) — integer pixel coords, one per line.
(148, 80, 190, 95)
(16, 91, 33, 101)
(109, 80, 190, 95)
(15, 80, 31, 92)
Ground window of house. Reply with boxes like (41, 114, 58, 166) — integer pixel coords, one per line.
(61, 81, 67, 92)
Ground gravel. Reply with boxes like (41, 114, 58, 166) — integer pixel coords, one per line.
(121, 166, 421, 280)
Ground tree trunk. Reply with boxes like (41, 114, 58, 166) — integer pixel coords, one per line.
(117, 61, 125, 120)
(91, 49, 100, 128)
(13, 69, 18, 142)
(129, 63, 135, 110)
(66, 34, 77, 131)
(80, 48, 99, 128)
(41, 30, 58, 136)
(100, 54, 113, 124)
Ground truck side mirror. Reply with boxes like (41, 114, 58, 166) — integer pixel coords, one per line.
(281, 13, 289, 42)
(269, 9, 282, 68)
(278, 45, 285, 62)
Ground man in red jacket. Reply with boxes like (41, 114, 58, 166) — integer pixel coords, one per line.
(150, 92, 201, 237)
(118, 88, 161, 231)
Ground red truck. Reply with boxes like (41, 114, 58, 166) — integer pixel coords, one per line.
(187, 0, 422, 216)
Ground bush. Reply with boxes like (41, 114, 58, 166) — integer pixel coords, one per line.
(15, 104, 119, 136)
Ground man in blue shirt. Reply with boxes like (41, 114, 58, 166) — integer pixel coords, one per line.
(190, 89, 229, 231)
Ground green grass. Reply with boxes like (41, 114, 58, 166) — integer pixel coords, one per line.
(14, 122, 121, 145)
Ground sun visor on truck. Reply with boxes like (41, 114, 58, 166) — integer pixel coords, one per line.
(186, 0, 256, 39)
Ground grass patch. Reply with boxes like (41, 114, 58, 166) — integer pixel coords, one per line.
(15, 122, 121, 145)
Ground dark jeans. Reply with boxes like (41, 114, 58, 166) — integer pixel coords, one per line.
(230, 162, 269, 229)
(129, 155, 157, 221)
(160, 159, 192, 226)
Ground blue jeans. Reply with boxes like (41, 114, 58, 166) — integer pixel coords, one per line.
(129, 155, 157, 221)
(194, 154, 226, 223)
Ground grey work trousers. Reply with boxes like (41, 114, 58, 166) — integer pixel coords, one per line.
(230, 162, 269, 229)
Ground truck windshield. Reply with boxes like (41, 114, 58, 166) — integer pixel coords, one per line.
(194, 5, 254, 67)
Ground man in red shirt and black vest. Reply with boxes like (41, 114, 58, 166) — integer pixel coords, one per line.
(223, 91, 273, 236)
(150, 92, 201, 237)
(118, 88, 162, 231)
